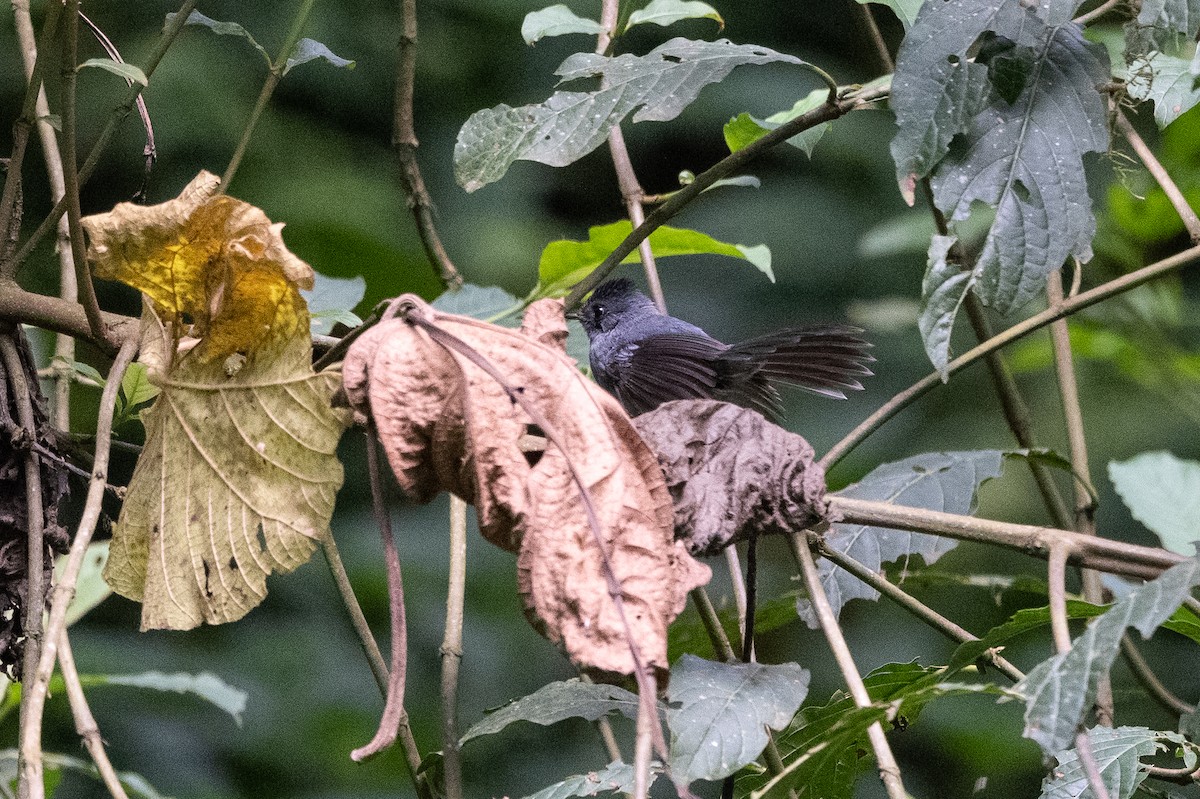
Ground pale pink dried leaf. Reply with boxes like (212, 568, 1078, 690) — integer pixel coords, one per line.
(633, 400, 828, 555)
(520, 297, 571, 351)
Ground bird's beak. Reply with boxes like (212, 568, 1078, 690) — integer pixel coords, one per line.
(564, 308, 582, 321)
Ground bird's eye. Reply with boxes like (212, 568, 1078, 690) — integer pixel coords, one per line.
(593, 303, 606, 318)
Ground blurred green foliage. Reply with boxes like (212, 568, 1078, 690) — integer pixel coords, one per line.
(2, 1, 1200, 798)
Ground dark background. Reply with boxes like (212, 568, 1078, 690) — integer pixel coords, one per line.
(2, 1, 1199, 797)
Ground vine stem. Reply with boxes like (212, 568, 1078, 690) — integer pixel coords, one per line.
(440, 495, 468, 799)
(17, 334, 137, 799)
(812, 534, 1025, 682)
(57, 630, 130, 799)
(828, 495, 1182, 578)
(1115, 109, 1200, 244)
(821, 242, 1200, 468)
(8, 0, 201, 272)
(393, 0, 462, 289)
(1, 335, 46, 799)
(788, 532, 909, 799)
(220, 0, 319, 189)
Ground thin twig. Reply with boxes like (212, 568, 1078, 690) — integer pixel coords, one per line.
(563, 81, 891, 310)
(822, 243, 1200, 467)
(60, 0, 108, 345)
(351, 429, 411, 762)
(828, 495, 1183, 579)
(788, 532, 909, 799)
(813, 535, 1025, 682)
(1, 335, 46, 799)
(690, 587, 738, 663)
(1074, 731, 1113, 799)
(1119, 634, 1194, 717)
(440, 495, 468, 799)
(393, 0, 462, 289)
(9, 0, 200, 272)
(18, 334, 137, 799)
(856, 3, 893, 73)
(724, 547, 749, 647)
(220, 0, 319, 189)
(1115, 110, 1200, 243)
(1074, 0, 1124, 24)
(57, 630, 130, 799)
(1048, 544, 1072, 655)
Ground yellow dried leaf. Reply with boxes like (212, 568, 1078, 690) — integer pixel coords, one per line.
(87, 173, 349, 630)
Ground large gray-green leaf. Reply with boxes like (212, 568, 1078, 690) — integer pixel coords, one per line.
(892, 0, 1110, 319)
(88, 671, 248, 726)
(461, 679, 640, 745)
(798, 450, 1006, 627)
(1039, 726, 1188, 799)
(521, 5, 605, 45)
(1127, 51, 1200, 129)
(666, 655, 810, 783)
(521, 761, 656, 799)
(1016, 556, 1200, 754)
(918, 234, 969, 377)
(455, 38, 808, 191)
(1108, 451, 1200, 556)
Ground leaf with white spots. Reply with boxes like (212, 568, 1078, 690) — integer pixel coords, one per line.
(460, 679, 640, 744)
(666, 655, 810, 783)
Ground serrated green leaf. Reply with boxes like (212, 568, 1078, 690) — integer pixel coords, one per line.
(724, 89, 829, 157)
(1109, 452, 1200, 556)
(917, 234, 971, 377)
(86, 671, 247, 726)
(1128, 51, 1200, 129)
(304, 273, 367, 335)
(1016, 556, 1200, 755)
(455, 38, 810, 191)
(521, 761, 658, 799)
(58, 542, 112, 627)
(626, 0, 724, 31)
(1040, 726, 1183, 799)
(856, 0, 925, 29)
(165, 10, 270, 66)
(892, 0, 1110, 314)
(78, 58, 148, 86)
(521, 5, 606, 44)
(432, 283, 521, 324)
(800, 450, 1006, 626)
(537, 221, 772, 298)
(460, 679, 640, 745)
(283, 38, 356, 76)
(667, 655, 810, 783)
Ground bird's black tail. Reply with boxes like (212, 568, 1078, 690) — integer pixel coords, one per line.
(726, 325, 875, 400)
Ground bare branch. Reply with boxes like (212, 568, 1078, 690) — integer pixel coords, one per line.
(57, 630, 131, 799)
(440, 495, 468, 799)
(1115, 110, 1200, 244)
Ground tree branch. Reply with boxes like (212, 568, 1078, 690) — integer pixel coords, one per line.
(440, 495, 468, 799)
(0, 280, 137, 356)
(1115, 109, 1200, 244)
(57, 630, 131, 799)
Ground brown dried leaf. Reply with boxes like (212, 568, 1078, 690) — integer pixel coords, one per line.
(342, 296, 710, 674)
(632, 400, 827, 555)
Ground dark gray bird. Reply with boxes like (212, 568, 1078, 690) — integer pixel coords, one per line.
(574, 279, 873, 418)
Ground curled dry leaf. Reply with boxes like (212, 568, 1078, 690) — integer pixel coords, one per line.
(341, 296, 710, 676)
(84, 171, 350, 631)
(632, 400, 827, 555)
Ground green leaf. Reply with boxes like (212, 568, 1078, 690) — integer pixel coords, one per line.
(520, 761, 657, 799)
(891, 0, 1110, 315)
(666, 655, 810, 783)
(723, 89, 829, 157)
(432, 283, 521, 324)
(58, 542, 112, 627)
(626, 0, 724, 31)
(304, 273, 367, 335)
(855, 0, 926, 29)
(1128, 51, 1200, 129)
(165, 10, 270, 67)
(53, 355, 104, 387)
(283, 38, 356, 76)
(455, 38, 811, 191)
(78, 58, 148, 86)
(86, 671, 248, 726)
(1016, 556, 1200, 755)
(460, 679, 640, 745)
(1039, 726, 1184, 799)
(521, 5, 606, 44)
(1109, 452, 1200, 555)
(120, 363, 160, 410)
(537, 221, 772, 298)
(801, 450, 1006, 626)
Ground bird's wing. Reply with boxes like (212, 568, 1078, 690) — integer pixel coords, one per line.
(611, 333, 725, 416)
(726, 325, 875, 399)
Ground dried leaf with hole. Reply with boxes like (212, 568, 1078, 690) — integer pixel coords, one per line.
(341, 296, 710, 675)
(84, 171, 350, 631)
(632, 400, 827, 555)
